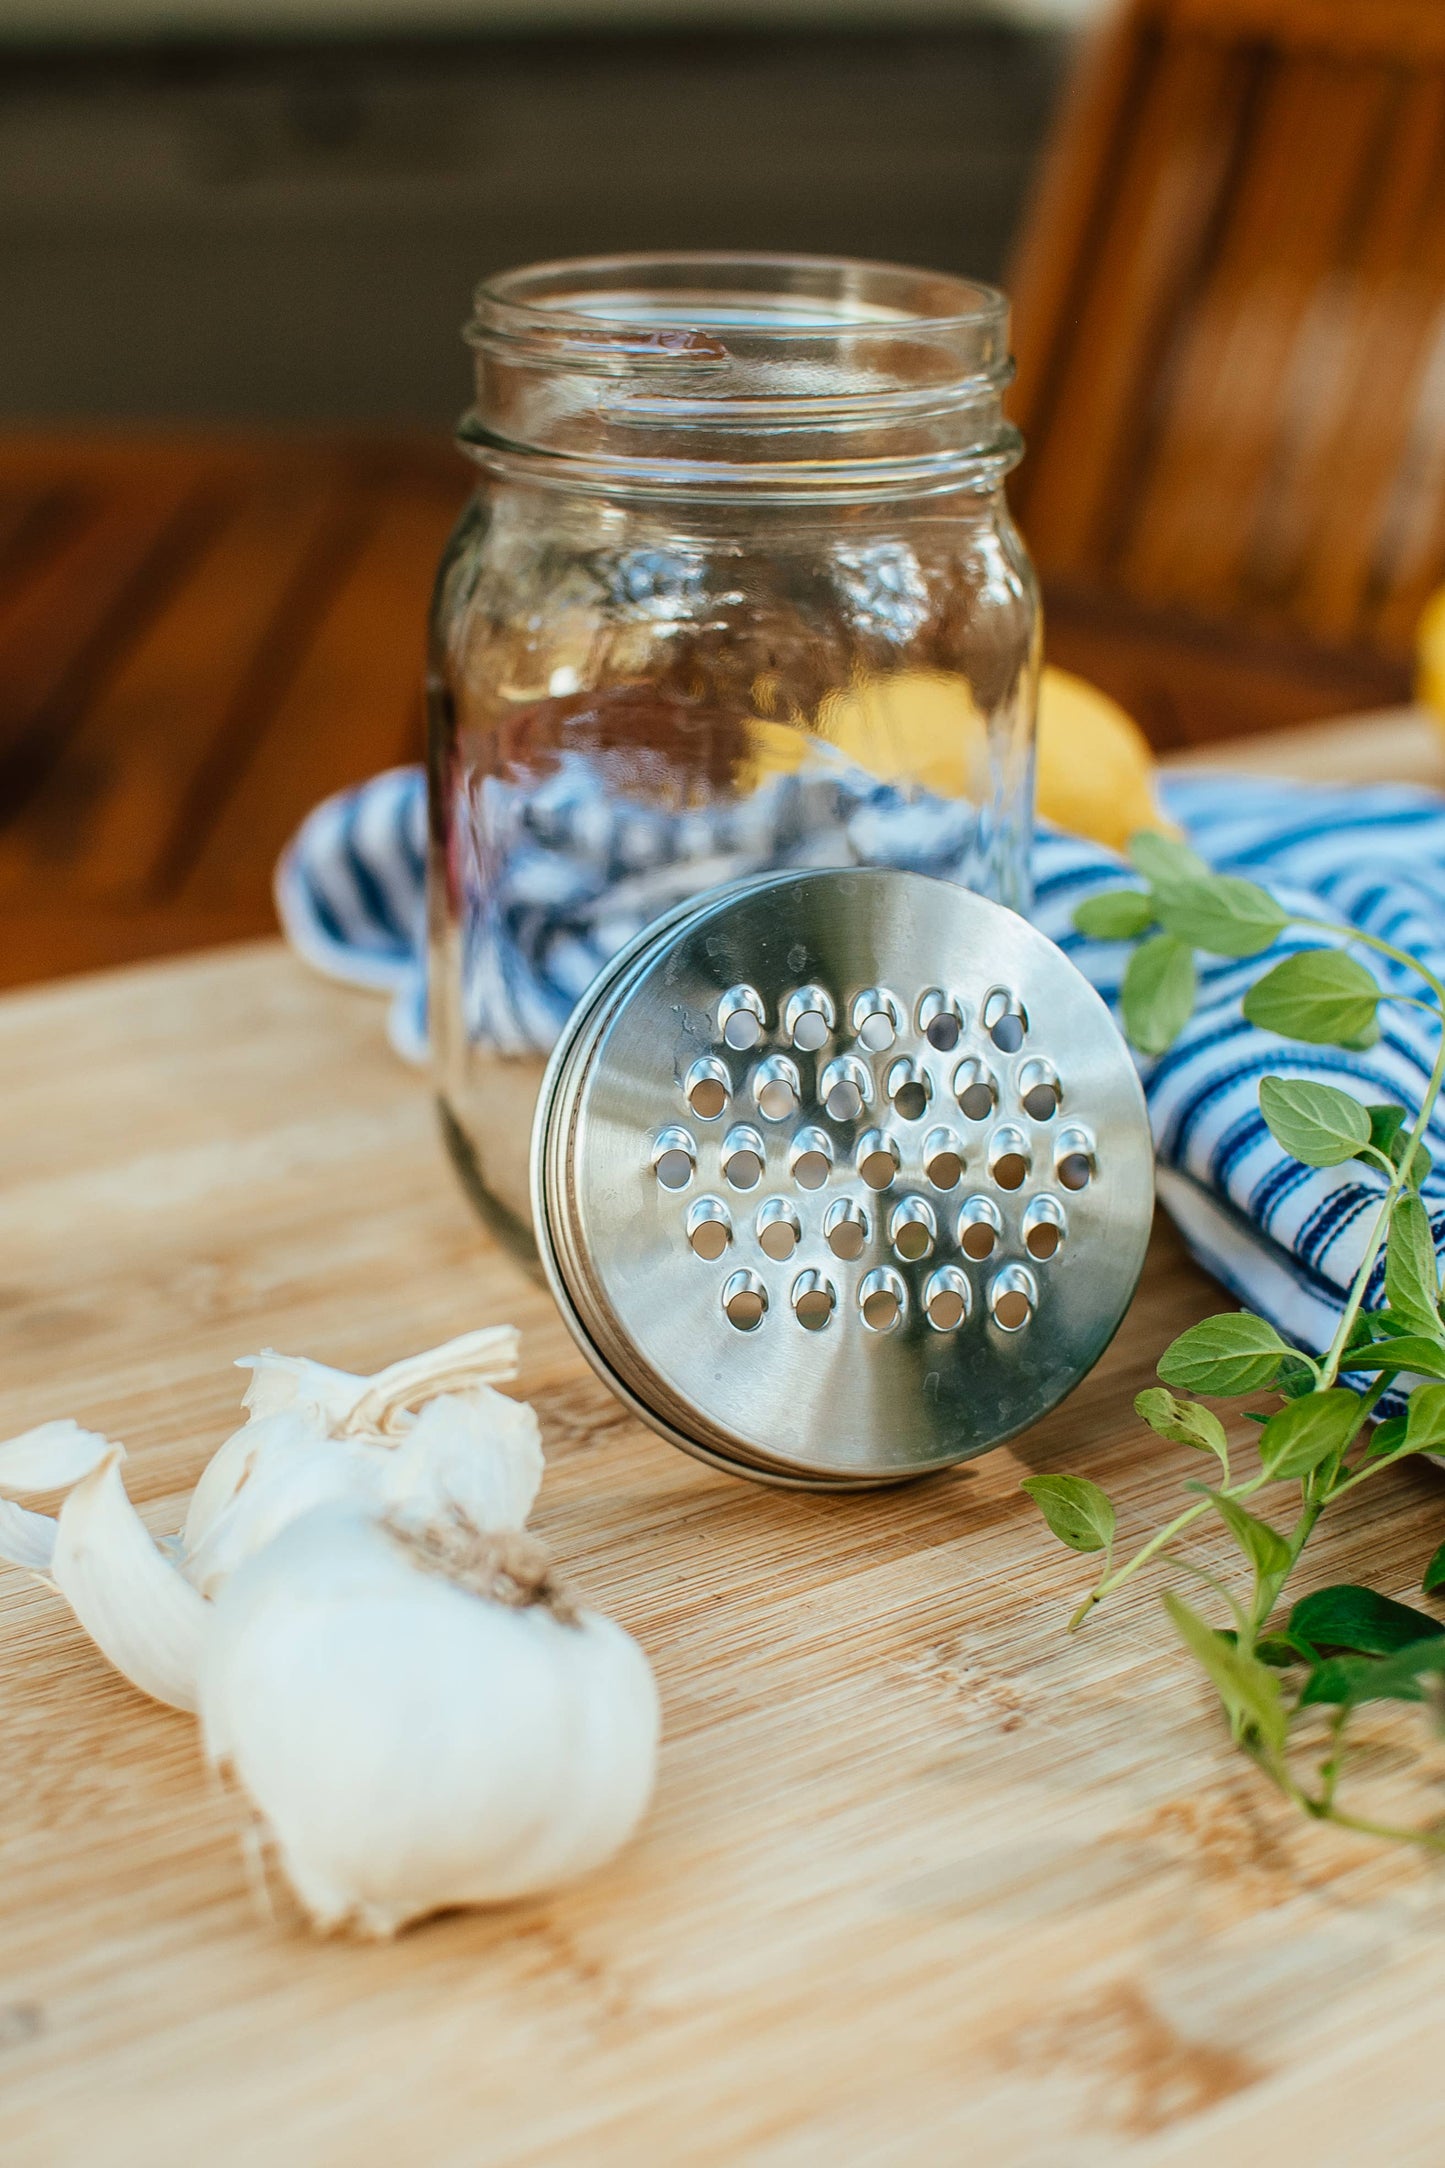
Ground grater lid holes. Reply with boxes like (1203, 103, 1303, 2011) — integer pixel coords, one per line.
(859, 1268, 906, 1332)
(922, 1128, 965, 1190)
(685, 1056, 731, 1120)
(757, 1197, 802, 1260)
(789, 1126, 834, 1190)
(753, 1054, 801, 1123)
(1018, 1057, 1060, 1122)
(720, 1125, 765, 1190)
(533, 865, 1158, 1489)
(719, 985, 766, 1051)
(791, 1270, 837, 1332)
(958, 1194, 1002, 1260)
(851, 987, 902, 1054)
(783, 984, 835, 1053)
(820, 1054, 871, 1124)
(857, 1130, 900, 1191)
(722, 1271, 768, 1330)
(990, 1265, 1037, 1331)
(686, 1196, 733, 1260)
(652, 1127, 697, 1190)
(953, 1058, 997, 1121)
(983, 988, 1027, 1053)
(989, 1125, 1031, 1191)
(1023, 1193, 1066, 1261)
(886, 1056, 930, 1122)
(824, 1196, 869, 1260)
(916, 988, 964, 1052)
(1055, 1125, 1096, 1191)
(924, 1265, 971, 1331)
(889, 1197, 936, 1262)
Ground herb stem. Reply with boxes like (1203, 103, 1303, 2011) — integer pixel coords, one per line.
(1068, 1498, 1213, 1629)
(1298, 924, 1445, 1389)
(1313, 1805, 1445, 1852)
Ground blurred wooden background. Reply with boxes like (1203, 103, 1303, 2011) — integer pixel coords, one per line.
(0, 434, 460, 987)
(3, 0, 1445, 989)
(1011, 0, 1445, 744)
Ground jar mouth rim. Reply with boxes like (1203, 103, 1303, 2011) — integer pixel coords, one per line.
(469, 251, 1008, 347)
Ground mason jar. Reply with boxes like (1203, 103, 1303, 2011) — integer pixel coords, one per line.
(429, 253, 1039, 1259)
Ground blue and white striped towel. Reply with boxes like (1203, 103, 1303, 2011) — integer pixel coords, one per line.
(277, 761, 1445, 1367)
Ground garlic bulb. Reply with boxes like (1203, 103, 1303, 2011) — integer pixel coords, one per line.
(0, 1330, 659, 1933)
(201, 1506, 659, 1935)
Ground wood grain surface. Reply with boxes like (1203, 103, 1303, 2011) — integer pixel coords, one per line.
(1008, 0, 1445, 744)
(0, 426, 1434, 1010)
(2, 940, 1445, 2166)
(0, 433, 464, 991)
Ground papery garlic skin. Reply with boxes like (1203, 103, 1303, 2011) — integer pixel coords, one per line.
(200, 1506, 660, 1936)
(0, 1329, 661, 1933)
(0, 1330, 543, 1708)
(185, 1326, 524, 1560)
(182, 1386, 543, 1601)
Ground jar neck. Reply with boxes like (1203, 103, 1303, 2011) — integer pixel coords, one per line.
(460, 253, 1022, 505)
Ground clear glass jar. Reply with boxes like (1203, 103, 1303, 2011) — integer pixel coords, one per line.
(429, 253, 1039, 1258)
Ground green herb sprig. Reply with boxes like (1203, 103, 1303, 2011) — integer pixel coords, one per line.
(1027, 832, 1445, 1848)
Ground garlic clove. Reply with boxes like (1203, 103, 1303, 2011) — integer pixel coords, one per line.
(182, 1402, 331, 1558)
(0, 1500, 60, 1573)
(0, 1419, 120, 1575)
(477, 1605, 662, 1899)
(382, 1387, 543, 1536)
(200, 1505, 658, 1936)
(235, 1351, 370, 1427)
(0, 1418, 118, 1492)
(337, 1326, 521, 1439)
(51, 1451, 208, 1712)
(187, 1341, 539, 1591)
(182, 1422, 376, 1600)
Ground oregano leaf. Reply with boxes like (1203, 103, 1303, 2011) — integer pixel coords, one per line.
(1257, 1389, 1363, 1481)
(1404, 1383, 1445, 1453)
(1287, 1583, 1442, 1657)
(1256, 1634, 1309, 1668)
(1163, 1591, 1289, 1757)
(1365, 1414, 1408, 1460)
(1364, 1104, 1408, 1161)
(1073, 888, 1156, 941)
(1203, 1492, 1290, 1582)
(1423, 1541, 1445, 1595)
(1127, 830, 1211, 891)
(1121, 934, 1197, 1056)
(1276, 1354, 1318, 1400)
(1154, 875, 1289, 958)
(1391, 1127, 1435, 1190)
(1134, 1387, 1229, 1471)
(1242, 949, 1381, 1049)
(1300, 1634, 1445, 1709)
(1258, 1076, 1371, 1168)
(1020, 1474, 1115, 1556)
(1337, 1335, 1445, 1381)
(1157, 1313, 1289, 1396)
(1385, 1193, 1442, 1335)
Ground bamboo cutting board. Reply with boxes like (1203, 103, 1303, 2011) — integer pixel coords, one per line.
(2, 939, 1445, 2167)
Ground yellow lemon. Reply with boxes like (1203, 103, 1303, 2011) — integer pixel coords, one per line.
(1036, 666, 1167, 852)
(739, 663, 1166, 854)
(818, 670, 989, 798)
(741, 670, 987, 796)
(1418, 585, 1445, 724)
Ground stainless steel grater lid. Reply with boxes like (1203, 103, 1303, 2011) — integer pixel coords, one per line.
(531, 868, 1154, 1490)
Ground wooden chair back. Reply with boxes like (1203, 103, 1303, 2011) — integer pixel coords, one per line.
(1008, 0, 1445, 744)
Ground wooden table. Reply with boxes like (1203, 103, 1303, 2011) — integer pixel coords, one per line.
(3, 428, 1439, 1000)
(0, 432, 463, 991)
(4, 760, 1445, 2162)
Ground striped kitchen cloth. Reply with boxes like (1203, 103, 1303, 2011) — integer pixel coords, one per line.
(277, 759, 1445, 1364)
